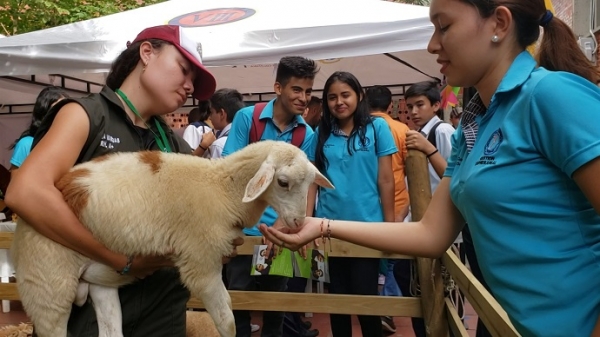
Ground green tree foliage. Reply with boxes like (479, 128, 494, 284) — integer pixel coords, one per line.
(0, 0, 167, 35)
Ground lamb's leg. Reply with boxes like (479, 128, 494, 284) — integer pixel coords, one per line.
(79, 262, 135, 337)
(180, 266, 235, 337)
(89, 284, 124, 337)
(12, 224, 82, 337)
(18, 276, 75, 337)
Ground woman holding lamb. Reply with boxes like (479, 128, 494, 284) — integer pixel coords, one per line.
(5, 25, 242, 336)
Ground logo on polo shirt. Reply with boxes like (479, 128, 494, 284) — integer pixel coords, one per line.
(100, 134, 121, 150)
(169, 8, 256, 27)
(476, 128, 503, 166)
(357, 137, 372, 152)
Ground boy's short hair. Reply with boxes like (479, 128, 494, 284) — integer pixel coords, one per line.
(187, 107, 201, 123)
(404, 81, 441, 105)
(210, 88, 245, 123)
(275, 56, 319, 87)
(365, 85, 392, 112)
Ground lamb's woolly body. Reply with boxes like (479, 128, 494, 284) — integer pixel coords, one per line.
(11, 140, 332, 337)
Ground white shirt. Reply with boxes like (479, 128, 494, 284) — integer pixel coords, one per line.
(182, 123, 212, 149)
(208, 123, 232, 159)
(419, 116, 454, 193)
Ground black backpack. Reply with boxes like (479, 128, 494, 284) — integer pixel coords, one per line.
(426, 121, 444, 149)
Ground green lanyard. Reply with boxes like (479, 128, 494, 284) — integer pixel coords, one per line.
(115, 89, 172, 153)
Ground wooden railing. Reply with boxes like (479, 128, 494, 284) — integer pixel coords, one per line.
(0, 150, 520, 337)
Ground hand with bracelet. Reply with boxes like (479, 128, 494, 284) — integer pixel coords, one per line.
(193, 131, 216, 156)
(259, 217, 326, 251)
(405, 130, 437, 157)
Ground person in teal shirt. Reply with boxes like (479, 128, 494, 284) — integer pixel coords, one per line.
(307, 71, 396, 337)
(221, 56, 318, 337)
(259, 1, 600, 336)
(9, 86, 69, 170)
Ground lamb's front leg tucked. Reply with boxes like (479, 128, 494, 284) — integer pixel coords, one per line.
(79, 262, 137, 337)
(88, 285, 123, 337)
(178, 260, 234, 337)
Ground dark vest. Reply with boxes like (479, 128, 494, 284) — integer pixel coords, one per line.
(33, 86, 192, 164)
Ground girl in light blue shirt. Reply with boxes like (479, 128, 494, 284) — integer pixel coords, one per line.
(10, 86, 68, 170)
(306, 71, 397, 337)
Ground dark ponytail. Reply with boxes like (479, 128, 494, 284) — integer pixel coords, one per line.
(538, 17, 600, 83)
(460, 0, 600, 83)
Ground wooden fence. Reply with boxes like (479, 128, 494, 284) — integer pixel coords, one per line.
(0, 150, 520, 337)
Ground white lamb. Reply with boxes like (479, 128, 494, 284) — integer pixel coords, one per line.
(10, 140, 333, 337)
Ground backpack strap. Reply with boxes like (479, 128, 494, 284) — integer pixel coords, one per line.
(190, 121, 210, 129)
(249, 102, 307, 148)
(249, 103, 268, 144)
(290, 124, 306, 148)
(426, 121, 444, 149)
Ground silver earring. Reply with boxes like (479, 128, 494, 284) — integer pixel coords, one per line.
(491, 35, 500, 43)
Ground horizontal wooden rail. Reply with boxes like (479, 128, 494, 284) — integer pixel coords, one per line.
(442, 249, 520, 337)
(189, 292, 422, 317)
(0, 283, 423, 317)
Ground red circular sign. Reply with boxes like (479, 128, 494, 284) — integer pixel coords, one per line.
(169, 8, 256, 27)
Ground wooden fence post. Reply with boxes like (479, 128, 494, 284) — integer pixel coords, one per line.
(405, 149, 449, 337)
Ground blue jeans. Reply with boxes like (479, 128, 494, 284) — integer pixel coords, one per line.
(381, 259, 402, 296)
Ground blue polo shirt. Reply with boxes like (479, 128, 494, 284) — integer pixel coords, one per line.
(10, 136, 34, 168)
(307, 117, 397, 222)
(222, 99, 314, 236)
(445, 51, 600, 337)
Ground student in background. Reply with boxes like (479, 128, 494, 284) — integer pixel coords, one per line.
(207, 88, 245, 159)
(308, 72, 396, 337)
(302, 96, 322, 130)
(9, 86, 69, 171)
(366, 85, 409, 334)
(222, 56, 318, 337)
(183, 101, 216, 157)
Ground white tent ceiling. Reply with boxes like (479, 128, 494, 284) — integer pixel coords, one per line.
(0, 0, 439, 110)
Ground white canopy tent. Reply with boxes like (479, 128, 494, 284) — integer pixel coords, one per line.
(0, 0, 440, 167)
(0, 0, 439, 105)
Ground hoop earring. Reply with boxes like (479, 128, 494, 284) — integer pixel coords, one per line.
(491, 35, 500, 43)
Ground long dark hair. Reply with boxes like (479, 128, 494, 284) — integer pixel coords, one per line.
(460, 0, 600, 83)
(315, 71, 372, 173)
(10, 86, 68, 149)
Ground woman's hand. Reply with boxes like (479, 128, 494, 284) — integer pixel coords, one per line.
(258, 217, 323, 251)
(128, 253, 175, 279)
(223, 237, 244, 264)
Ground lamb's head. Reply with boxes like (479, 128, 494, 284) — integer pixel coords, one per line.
(242, 142, 333, 228)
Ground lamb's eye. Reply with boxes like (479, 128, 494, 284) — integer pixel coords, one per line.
(277, 179, 289, 188)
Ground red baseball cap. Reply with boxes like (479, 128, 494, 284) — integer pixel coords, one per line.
(131, 25, 216, 101)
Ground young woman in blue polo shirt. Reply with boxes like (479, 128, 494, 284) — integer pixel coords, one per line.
(306, 71, 396, 337)
(262, 1, 600, 336)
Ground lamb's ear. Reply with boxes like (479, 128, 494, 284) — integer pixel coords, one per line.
(243, 160, 276, 202)
(309, 162, 334, 189)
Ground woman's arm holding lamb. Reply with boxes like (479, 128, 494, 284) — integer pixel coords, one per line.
(5, 105, 170, 276)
